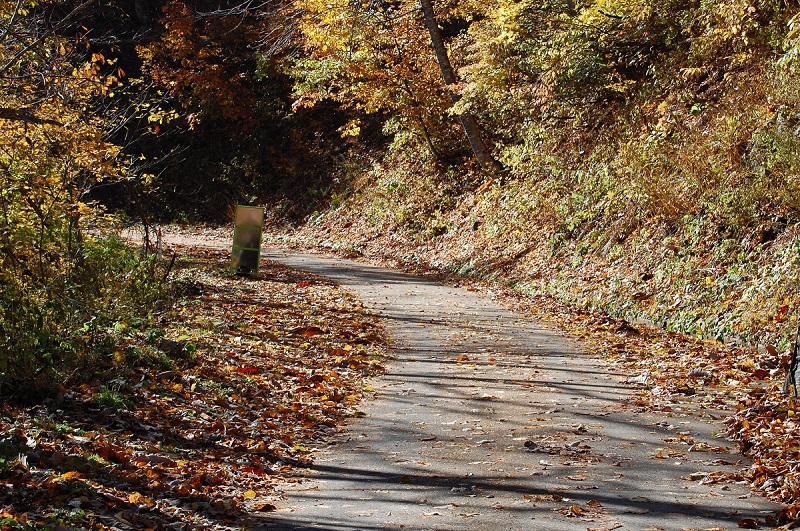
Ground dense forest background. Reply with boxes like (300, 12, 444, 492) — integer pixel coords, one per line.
(3, 0, 800, 383)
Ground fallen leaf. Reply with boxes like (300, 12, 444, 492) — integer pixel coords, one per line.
(561, 505, 583, 517)
(128, 492, 155, 508)
(293, 326, 325, 337)
(738, 518, 760, 528)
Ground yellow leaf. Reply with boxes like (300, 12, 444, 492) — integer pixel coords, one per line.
(128, 492, 155, 507)
(75, 201, 92, 216)
(244, 490, 257, 499)
(338, 119, 361, 138)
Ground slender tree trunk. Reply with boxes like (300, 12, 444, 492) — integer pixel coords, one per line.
(419, 0, 503, 174)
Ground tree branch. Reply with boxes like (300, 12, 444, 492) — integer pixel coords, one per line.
(0, 107, 62, 126)
(0, 0, 100, 78)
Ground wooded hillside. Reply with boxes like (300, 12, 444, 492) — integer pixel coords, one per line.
(287, 0, 800, 351)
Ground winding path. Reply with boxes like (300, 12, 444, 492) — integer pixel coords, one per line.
(250, 249, 782, 531)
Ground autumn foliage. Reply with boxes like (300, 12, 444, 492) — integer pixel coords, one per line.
(4, 0, 800, 521)
(0, 247, 387, 529)
(0, 1, 174, 391)
(288, 0, 800, 352)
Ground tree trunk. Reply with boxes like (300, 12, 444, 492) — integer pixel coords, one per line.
(419, 0, 503, 174)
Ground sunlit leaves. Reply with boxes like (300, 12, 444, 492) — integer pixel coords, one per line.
(779, 13, 800, 67)
(0, 2, 162, 389)
(0, 247, 389, 529)
(291, 0, 469, 155)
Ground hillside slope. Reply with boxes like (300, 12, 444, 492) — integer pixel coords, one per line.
(270, 0, 800, 510)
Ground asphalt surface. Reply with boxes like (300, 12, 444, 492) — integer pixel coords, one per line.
(249, 249, 783, 531)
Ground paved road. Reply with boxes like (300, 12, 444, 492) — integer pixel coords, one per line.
(252, 249, 782, 531)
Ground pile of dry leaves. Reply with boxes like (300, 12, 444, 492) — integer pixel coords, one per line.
(0, 245, 387, 530)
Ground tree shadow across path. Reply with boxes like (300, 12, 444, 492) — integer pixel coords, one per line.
(256, 249, 783, 531)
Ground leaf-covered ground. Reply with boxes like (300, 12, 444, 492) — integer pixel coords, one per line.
(0, 244, 387, 530)
(514, 295, 800, 523)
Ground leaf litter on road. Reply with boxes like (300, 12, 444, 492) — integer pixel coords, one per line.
(116, 226, 800, 526)
(0, 243, 388, 530)
(494, 288, 797, 525)
(268, 221, 798, 527)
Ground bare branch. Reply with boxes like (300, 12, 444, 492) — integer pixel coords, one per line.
(0, 106, 62, 126)
(0, 0, 100, 78)
(0, 0, 24, 43)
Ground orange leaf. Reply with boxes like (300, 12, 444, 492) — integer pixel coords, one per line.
(565, 505, 583, 516)
(128, 492, 155, 508)
(253, 502, 277, 512)
(299, 326, 325, 337)
(766, 344, 778, 355)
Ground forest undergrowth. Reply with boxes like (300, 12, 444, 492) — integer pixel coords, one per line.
(0, 243, 387, 530)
